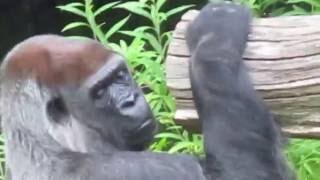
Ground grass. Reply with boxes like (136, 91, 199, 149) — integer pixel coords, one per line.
(286, 139, 320, 179)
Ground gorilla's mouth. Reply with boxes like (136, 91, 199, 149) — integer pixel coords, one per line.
(137, 120, 156, 131)
(134, 119, 157, 138)
(127, 119, 157, 151)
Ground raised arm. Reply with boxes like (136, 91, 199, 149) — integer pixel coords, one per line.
(187, 3, 294, 180)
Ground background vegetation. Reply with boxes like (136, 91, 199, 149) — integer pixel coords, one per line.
(1, 0, 320, 180)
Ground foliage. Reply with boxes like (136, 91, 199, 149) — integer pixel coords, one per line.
(233, 0, 320, 17)
(286, 139, 320, 180)
(58, 0, 202, 154)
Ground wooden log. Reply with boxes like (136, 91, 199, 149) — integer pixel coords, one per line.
(166, 10, 320, 138)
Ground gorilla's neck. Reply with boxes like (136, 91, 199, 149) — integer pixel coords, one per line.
(50, 118, 118, 154)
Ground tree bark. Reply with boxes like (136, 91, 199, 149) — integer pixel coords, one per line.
(166, 10, 320, 138)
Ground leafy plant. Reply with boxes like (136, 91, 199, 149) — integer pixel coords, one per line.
(234, 0, 320, 17)
(58, 0, 202, 154)
(57, 1, 128, 45)
(286, 139, 320, 180)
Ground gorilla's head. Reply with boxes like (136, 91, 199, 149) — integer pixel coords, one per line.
(1, 35, 157, 153)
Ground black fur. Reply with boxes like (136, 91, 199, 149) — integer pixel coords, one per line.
(187, 3, 294, 180)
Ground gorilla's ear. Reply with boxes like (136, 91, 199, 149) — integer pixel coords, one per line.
(46, 96, 69, 124)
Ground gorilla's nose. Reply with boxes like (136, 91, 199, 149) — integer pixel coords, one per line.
(119, 93, 137, 109)
(119, 93, 154, 121)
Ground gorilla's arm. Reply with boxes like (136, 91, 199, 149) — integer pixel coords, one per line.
(187, 3, 293, 180)
(63, 152, 205, 180)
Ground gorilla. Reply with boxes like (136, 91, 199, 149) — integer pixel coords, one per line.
(0, 2, 293, 180)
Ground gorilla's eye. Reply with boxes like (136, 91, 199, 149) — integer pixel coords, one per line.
(115, 69, 131, 85)
(116, 70, 126, 80)
(46, 97, 68, 123)
(91, 88, 105, 100)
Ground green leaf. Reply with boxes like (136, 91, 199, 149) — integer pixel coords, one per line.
(66, 36, 92, 41)
(63, 2, 84, 8)
(144, 32, 162, 54)
(163, 96, 175, 112)
(303, 162, 314, 174)
(119, 26, 151, 37)
(115, 2, 142, 9)
(288, 0, 320, 7)
(281, 5, 308, 16)
(105, 15, 130, 41)
(260, 0, 278, 12)
(120, 40, 128, 50)
(269, 7, 287, 16)
(158, 12, 167, 23)
(115, 2, 151, 20)
(86, 0, 93, 5)
(57, 5, 86, 17)
(156, 0, 167, 12)
(97, 22, 106, 29)
(160, 31, 173, 56)
(94, 1, 120, 17)
(166, 5, 194, 18)
(155, 132, 184, 141)
(150, 5, 158, 22)
(168, 142, 193, 154)
(62, 22, 89, 32)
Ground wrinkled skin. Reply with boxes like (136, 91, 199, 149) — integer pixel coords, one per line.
(0, 2, 294, 180)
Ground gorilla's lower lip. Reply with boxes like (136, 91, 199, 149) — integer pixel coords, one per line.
(137, 120, 154, 131)
(131, 119, 157, 137)
(127, 119, 156, 150)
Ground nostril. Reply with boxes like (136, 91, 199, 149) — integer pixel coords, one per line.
(120, 93, 137, 109)
(121, 100, 135, 109)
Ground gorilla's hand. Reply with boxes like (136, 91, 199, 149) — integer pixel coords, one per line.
(187, 2, 251, 55)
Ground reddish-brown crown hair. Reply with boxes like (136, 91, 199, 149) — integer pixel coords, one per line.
(2, 34, 113, 86)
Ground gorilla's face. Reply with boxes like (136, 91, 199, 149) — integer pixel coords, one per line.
(46, 54, 157, 152)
